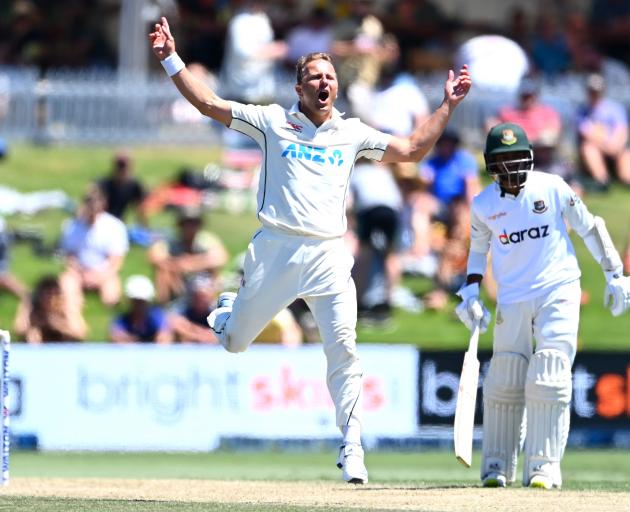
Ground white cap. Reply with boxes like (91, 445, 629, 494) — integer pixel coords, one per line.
(124, 275, 155, 302)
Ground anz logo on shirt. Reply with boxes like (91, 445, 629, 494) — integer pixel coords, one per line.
(281, 143, 344, 166)
(499, 225, 550, 245)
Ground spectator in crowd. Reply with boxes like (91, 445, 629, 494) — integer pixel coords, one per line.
(350, 160, 405, 325)
(504, 7, 531, 51)
(218, 0, 287, 105)
(415, 129, 481, 309)
(15, 274, 86, 343)
(488, 78, 562, 148)
(97, 152, 147, 225)
(332, 0, 398, 106)
(148, 205, 228, 303)
(530, 14, 572, 77)
(177, 0, 228, 71)
(285, 7, 334, 65)
(577, 73, 630, 190)
(348, 37, 430, 136)
(253, 307, 303, 347)
(382, 0, 456, 72)
(589, 0, 630, 67)
(534, 131, 581, 191)
(168, 273, 219, 343)
(141, 167, 206, 219)
(110, 275, 172, 344)
(59, 186, 129, 318)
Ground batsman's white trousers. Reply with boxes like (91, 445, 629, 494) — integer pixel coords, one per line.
(493, 280, 581, 363)
(221, 227, 362, 428)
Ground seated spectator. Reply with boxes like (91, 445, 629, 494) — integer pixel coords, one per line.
(97, 151, 147, 225)
(530, 14, 572, 77)
(488, 78, 562, 146)
(15, 275, 86, 343)
(578, 73, 630, 189)
(0, 185, 73, 216)
(412, 130, 481, 310)
(254, 307, 303, 347)
(285, 7, 334, 65)
(168, 273, 219, 343)
(148, 205, 228, 303)
(59, 186, 129, 318)
(332, 0, 397, 100)
(348, 38, 430, 136)
(142, 168, 206, 218)
(534, 132, 582, 194)
(110, 275, 172, 344)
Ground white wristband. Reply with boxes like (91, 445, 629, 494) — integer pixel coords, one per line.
(161, 53, 185, 77)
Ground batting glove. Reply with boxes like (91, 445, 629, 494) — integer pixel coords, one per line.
(604, 272, 630, 317)
(455, 282, 491, 333)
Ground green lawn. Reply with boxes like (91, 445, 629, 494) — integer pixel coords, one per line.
(9, 449, 630, 489)
(1, 144, 630, 348)
(1, 449, 629, 511)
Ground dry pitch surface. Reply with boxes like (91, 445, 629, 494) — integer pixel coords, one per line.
(2, 478, 629, 512)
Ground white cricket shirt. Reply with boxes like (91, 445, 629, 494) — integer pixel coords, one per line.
(230, 102, 392, 238)
(470, 171, 594, 304)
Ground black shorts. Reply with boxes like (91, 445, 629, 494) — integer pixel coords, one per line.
(356, 206, 399, 252)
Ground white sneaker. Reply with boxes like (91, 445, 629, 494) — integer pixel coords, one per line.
(207, 292, 237, 332)
(336, 444, 368, 484)
(527, 462, 561, 490)
(482, 472, 507, 488)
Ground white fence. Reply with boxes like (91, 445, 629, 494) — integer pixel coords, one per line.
(1, 66, 629, 148)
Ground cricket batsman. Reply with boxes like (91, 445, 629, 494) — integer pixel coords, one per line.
(150, 17, 471, 484)
(456, 122, 630, 489)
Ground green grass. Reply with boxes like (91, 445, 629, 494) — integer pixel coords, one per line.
(2, 450, 630, 511)
(8, 449, 630, 489)
(0, 499, 334, 512)
(2, 144, 630, 347)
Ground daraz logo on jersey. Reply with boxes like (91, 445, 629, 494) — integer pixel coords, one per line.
(281, 143, 344, 166)
(498, 225, 550, 245)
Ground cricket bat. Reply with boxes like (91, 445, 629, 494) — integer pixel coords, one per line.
(454, 321, 480, 468)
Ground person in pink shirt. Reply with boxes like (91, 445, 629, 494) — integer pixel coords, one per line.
(489, 78, 562, 148)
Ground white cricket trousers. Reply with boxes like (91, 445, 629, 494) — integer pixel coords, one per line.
(221, 227, 362, 428)
(493, 280, 581, 362)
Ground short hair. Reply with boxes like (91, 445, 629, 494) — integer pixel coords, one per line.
(295, 52, 334, 84)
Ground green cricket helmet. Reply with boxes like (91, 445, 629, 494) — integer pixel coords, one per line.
(484, 122, 533, 190)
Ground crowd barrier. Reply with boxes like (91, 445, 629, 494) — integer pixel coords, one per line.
(8, 343, 630, 451)
(3, 66, 630, 148)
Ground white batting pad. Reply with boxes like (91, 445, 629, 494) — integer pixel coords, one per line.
(481, 352, 528, 483)
(523, 349, 572, 488)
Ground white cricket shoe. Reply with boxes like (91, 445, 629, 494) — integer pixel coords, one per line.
(207, 292, 237, 332)
(336, 443, 368, 484)
(527, 462, 561, 490)
(482, 472, 507, 488)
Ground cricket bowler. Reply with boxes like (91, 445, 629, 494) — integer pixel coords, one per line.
(456, 122, 630, 489)
(150, 16, 471, 483)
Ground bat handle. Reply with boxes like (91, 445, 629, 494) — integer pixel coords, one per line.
(468, 320, 480, 354)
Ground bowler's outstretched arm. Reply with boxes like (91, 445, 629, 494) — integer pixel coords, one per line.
(149, 17, 232, 126)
